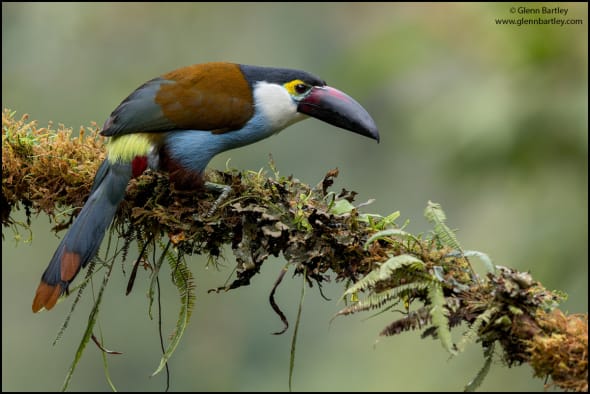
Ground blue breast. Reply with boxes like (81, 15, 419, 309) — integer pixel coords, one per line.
(163, 110, 277, 173)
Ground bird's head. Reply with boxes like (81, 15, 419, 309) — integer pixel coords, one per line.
(239, 65, 379, 142)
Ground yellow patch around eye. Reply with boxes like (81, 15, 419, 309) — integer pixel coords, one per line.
(107, 133, 152, 163)
(284, 79, 306, 96)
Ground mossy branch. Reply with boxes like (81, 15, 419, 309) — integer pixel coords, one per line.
(2, 110, 587, 391)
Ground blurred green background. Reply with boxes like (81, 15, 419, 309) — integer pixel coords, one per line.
(2, 2, 587, 391)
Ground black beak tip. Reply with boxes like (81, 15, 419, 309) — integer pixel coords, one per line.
(354, 112, 380, 143)
(366, 122, 380, 143)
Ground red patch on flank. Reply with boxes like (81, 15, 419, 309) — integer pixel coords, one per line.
(32, 282, 62, 313)
(61, 252, 81, 282)
(159, 149, 204, 190)
(132, 156, 148, 178)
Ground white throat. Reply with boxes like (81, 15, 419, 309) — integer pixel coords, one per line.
(253, 81, 306, 132)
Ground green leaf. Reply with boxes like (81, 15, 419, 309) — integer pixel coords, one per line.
(97, 325, 119, 392)
(363, 228, 412, 250)
(329, 199, 356, 215)
(380, 211, 401, 227)
(62, 258, 115, 391)
(358, 210, 400, 228)
(464, 250, 496, 274)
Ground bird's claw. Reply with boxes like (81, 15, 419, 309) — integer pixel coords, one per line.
(204, 181, 232, 218)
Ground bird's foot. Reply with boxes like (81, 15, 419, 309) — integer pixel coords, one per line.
(204, 181, 232, 218)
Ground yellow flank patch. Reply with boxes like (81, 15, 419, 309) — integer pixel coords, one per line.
(284, 79, 306, 96)
(107, 134, 153, 163)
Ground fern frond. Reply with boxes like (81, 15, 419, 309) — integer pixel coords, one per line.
(152, 245, 196, 376)
(464, 342, 496, 391)
(336, 282, 430, 317)
(428, 282, 457, 355)
(424, 201, 462, 251)
(167, 249, 196, 325)
(379, 307, 431, 336)
(378, 254, 425, 280)
(457, 306, 498, 352)
(54, 260, 97, 345)
(343, 254, 425, 298)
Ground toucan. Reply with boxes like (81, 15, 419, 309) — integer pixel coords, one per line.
(32, 62, 379, 312)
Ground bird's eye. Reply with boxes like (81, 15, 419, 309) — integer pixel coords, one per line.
(295, 84, 309, 95)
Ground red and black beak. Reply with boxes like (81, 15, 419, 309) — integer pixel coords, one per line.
(297, 86, 379, 142)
